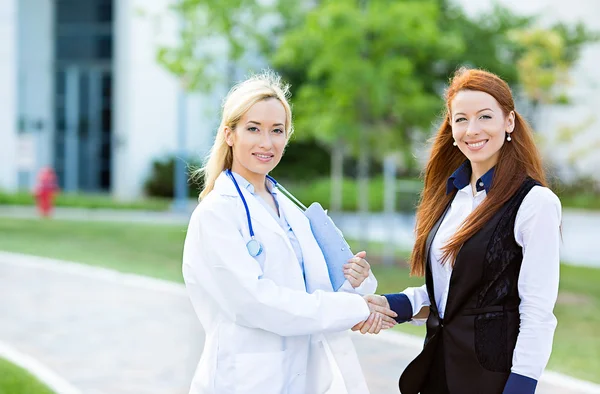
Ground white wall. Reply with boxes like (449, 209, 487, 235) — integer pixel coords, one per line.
(17, 0, 54, 188)
(0, 0, 17, 192)
(458, 0, 600, 180)
(113, 0, 207, 199)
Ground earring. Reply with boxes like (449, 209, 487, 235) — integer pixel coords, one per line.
(506, 132, 512, 142)
(453, 141, 457, 146)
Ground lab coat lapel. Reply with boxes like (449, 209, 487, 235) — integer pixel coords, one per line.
(213, 172, 287, 239)
(278, 195, 334, 293)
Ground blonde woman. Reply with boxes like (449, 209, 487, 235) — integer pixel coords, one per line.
(182, 71, 397, 394)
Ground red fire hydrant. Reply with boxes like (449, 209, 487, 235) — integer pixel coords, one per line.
(34, 167, 59, 217)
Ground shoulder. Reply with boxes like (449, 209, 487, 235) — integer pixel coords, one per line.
(190, 191, 239, 225)
(521, 185, 562, 216)
(515, 185, 562, 230)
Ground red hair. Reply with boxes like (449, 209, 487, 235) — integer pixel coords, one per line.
(409, 68, 547, 276)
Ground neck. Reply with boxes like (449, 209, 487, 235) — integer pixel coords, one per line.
(470, 161, 494, 187)
(230, 165, 267, 193)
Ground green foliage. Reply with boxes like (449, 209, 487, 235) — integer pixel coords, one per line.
(0, 358, 56, 394)
(273, 0, 457, 169)
(509, 24, 599, 106)
(156, 0, 265, 91)
(554, 176, 600, 211)
(144, 156, 202, 198)
(283, 176, 422, 212)
(270, 140, 332, 181)
(272, 0, 597, 168)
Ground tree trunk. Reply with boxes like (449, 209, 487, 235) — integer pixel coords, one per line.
(357, 128, 369, 252)
(383, 154, 397, 266)
(330, 142, 344, 212)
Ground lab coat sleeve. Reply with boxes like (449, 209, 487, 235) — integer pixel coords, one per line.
(183, 202, 370, 337)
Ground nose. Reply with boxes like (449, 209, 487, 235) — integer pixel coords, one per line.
(258, 131, 273, 149)
(466, 120, 481, 137)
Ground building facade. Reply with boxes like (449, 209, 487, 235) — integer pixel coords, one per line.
(0, 0, 598, 200)
(0, 0, 218, 200)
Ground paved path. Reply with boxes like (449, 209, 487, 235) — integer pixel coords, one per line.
(1, 205, 598, 267)
(1, 252, 599, 394)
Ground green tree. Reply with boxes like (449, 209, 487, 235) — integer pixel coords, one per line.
(156, 0, 265, 91)
(273, 0, 463, 247)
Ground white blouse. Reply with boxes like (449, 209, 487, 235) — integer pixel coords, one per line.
(402, 184, 562, 380)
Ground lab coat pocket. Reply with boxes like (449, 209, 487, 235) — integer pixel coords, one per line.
(233, 350, 287, 394)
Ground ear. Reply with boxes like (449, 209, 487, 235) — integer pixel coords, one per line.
(506, 110, 516, 134)
(224, 127, 234, 147)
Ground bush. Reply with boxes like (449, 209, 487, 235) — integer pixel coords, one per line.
(553, 176, 600, 210)
(144, 156, 202, 198)
(283, 176, 422, 212)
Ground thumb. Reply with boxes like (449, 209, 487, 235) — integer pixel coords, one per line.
(355, 251, 367, 259)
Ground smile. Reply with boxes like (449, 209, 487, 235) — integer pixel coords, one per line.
(253, 153, 274, 162)
(465, 140, 488, 150)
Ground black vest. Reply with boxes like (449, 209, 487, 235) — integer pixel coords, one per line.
(399, 178, 538, 394)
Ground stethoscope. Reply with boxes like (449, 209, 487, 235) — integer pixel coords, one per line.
(226, 169, 307, 258)
(226, 169, 276, 257)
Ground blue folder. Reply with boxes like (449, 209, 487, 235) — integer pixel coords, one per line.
(276, 185, 352, 291)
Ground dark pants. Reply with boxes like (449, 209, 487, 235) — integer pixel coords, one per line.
(420, 335, 450, 394)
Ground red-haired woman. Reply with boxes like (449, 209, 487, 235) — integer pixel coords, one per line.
(359, 68, 562, 394)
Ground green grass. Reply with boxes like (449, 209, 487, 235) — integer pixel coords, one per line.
(0, 218, 186, 282)
(0, 358, 55, 394)
(0, 191, 172, 211)
(558, 192, 600, 211)
(0, 218, 598, 383)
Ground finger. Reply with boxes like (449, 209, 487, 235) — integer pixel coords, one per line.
(364, 294, 384, 305)
(382, 322, 395, 330)
(346, 278, 360, 288)
(352, 321, 365, 331)
(355, 251, 367, 259)
(375, 314, 384, 334)
(354, 258, 370, 271)
(345, 260, 369, 273)
(344, 268, 362, 281)
(369, 313, 382, 334)
(361, 313, 376, 334)
(382, 315, 397, 326)
(370, 304, 398, 318)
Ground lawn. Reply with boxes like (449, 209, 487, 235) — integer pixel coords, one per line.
(0, 358, 55, 394)
(0, 191, 171, 211)
(0, 218, 598, 383)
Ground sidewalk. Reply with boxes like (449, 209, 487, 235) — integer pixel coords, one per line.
(1, 204, 599, 267)
(1, 251, 598, 394)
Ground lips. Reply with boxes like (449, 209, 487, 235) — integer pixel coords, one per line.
(252, 153, 274, 162)
(465, 140, 488, 151)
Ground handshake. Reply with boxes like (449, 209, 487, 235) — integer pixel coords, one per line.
(352, 295, 398, 335)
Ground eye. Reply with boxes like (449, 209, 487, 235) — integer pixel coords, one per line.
(272, 128, 284, 134)
(480, 114, 492, 120)
(247, 126, 260, 132)
(455, 117, 467, 123)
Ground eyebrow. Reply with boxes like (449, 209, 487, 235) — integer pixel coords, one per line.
(247, 120, 285, 127)
(453, 108, 494, 117)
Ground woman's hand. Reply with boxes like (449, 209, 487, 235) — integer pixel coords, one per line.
(344, 251, 371, 288)
(352, 295, 398, 334)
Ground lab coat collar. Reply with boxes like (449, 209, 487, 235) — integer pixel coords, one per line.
(213, 171, 287, 240)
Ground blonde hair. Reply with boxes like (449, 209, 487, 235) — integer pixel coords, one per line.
(196, 70, 293, 200)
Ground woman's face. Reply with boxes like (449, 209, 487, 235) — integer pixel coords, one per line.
(450, 90, 515, 173)
(225, 98, 288, 181)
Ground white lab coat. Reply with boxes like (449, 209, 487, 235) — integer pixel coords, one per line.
(182, 172, 377, 394)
